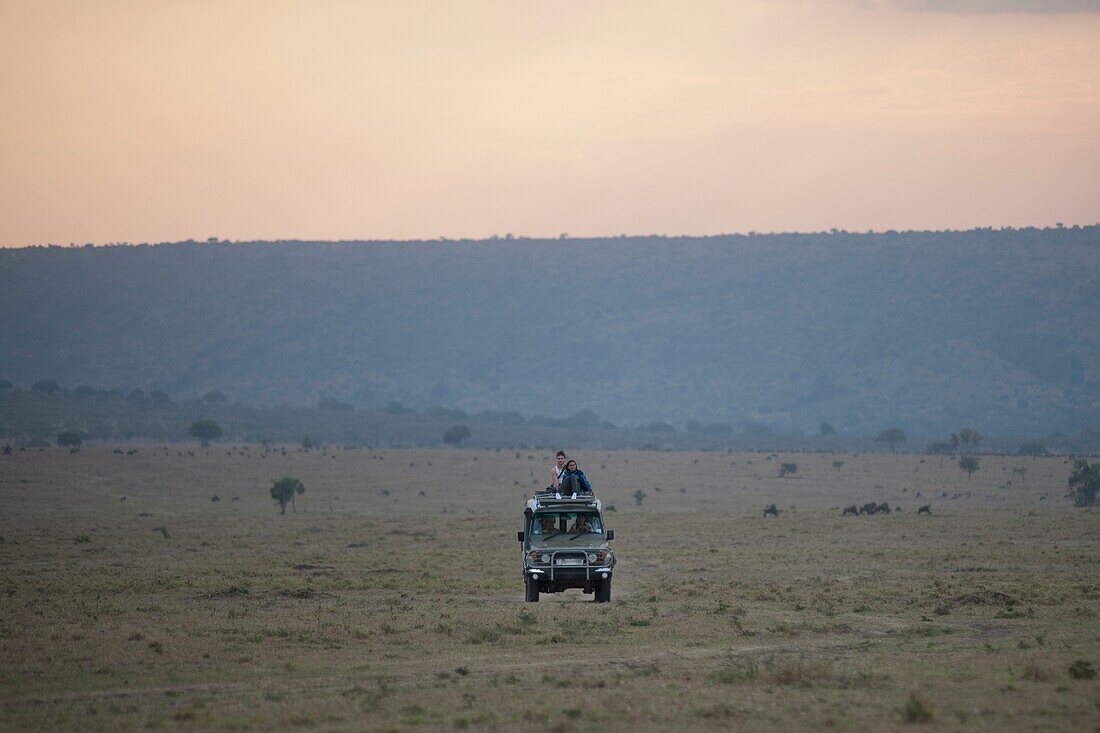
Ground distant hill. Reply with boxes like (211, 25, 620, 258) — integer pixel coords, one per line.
(2, 228, 1098, 436)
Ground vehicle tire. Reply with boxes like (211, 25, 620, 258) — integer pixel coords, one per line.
(594, 577, 611, 603)
(524, 578, 539, 603)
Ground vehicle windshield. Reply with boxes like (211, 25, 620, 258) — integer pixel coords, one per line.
(529, 512, 603, 539)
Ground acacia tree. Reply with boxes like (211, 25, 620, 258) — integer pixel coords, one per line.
(270, 476, 305, 514)
(959, 455, 980, 479)
(189, 419, 223, 447)
(1066, 458, 1099, 507)
(442, 425, 471, 445)
(876, 428, 907, 452)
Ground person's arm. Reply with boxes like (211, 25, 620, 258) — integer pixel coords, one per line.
(550, 465, 561, 487)
(580, 472, 592, 493)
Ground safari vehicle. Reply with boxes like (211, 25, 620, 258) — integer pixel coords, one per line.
(517, 492, 616, 602)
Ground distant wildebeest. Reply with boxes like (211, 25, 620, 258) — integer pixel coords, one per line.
(918, 504, 931, 515)
(842, 505, 859, 516)
(876, 502, 891, 514)
(860, 502, 879, 515)
(763, 503, 779, 517)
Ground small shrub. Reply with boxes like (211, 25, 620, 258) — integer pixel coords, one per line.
(284, 588, 315, 599)
(1068, 660, 1096, 680)
(1022, 663, 1052, 682)
(903, 692, 933, 723)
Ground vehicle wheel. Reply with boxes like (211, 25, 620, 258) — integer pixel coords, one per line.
(524, 578, 540, 603)
(594, 577, 611, 603)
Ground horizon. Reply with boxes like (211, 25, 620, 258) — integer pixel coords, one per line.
(5, 222, 1100, 250)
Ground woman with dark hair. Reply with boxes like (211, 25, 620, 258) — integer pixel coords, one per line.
(559, 459, 593, 496)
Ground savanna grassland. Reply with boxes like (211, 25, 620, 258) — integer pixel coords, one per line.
(1, 446, 1097, 731)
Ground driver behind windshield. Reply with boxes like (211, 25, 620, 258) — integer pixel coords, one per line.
(532, 516, 558, 535)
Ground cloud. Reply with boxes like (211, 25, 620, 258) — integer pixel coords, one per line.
(878, 0, 1100, 13)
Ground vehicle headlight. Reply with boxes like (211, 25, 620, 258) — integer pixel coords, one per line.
(587, 552, 598, 563)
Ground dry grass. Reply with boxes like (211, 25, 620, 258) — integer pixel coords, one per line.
(0, 446, 1097, 731)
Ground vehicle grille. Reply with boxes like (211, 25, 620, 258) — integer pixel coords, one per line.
(553, 552, 587, 566)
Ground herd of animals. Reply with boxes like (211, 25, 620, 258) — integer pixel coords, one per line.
(763, 502, 932, 517)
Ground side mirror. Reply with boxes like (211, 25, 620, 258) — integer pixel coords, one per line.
(517, 530, 525, 543)
(606, 529, 615, 541)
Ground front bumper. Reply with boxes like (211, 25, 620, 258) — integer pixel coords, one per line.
(526, 565, 613, 583)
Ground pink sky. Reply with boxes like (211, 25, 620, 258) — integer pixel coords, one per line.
(1, 0, 1098, 246)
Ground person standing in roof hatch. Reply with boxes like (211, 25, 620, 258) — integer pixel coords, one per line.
(550, 450, 567, 490)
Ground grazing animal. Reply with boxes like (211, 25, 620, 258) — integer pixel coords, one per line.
(842, 505, 859, 516)
(918, 504, 931, 515)
(763, 503, 779, 517)
(860, 502, 879, 515)
(876, 502, 891, 514)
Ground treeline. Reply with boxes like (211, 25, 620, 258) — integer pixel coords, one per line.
(2, 380, 1097, 455)
(3, 229, 1099, 436)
